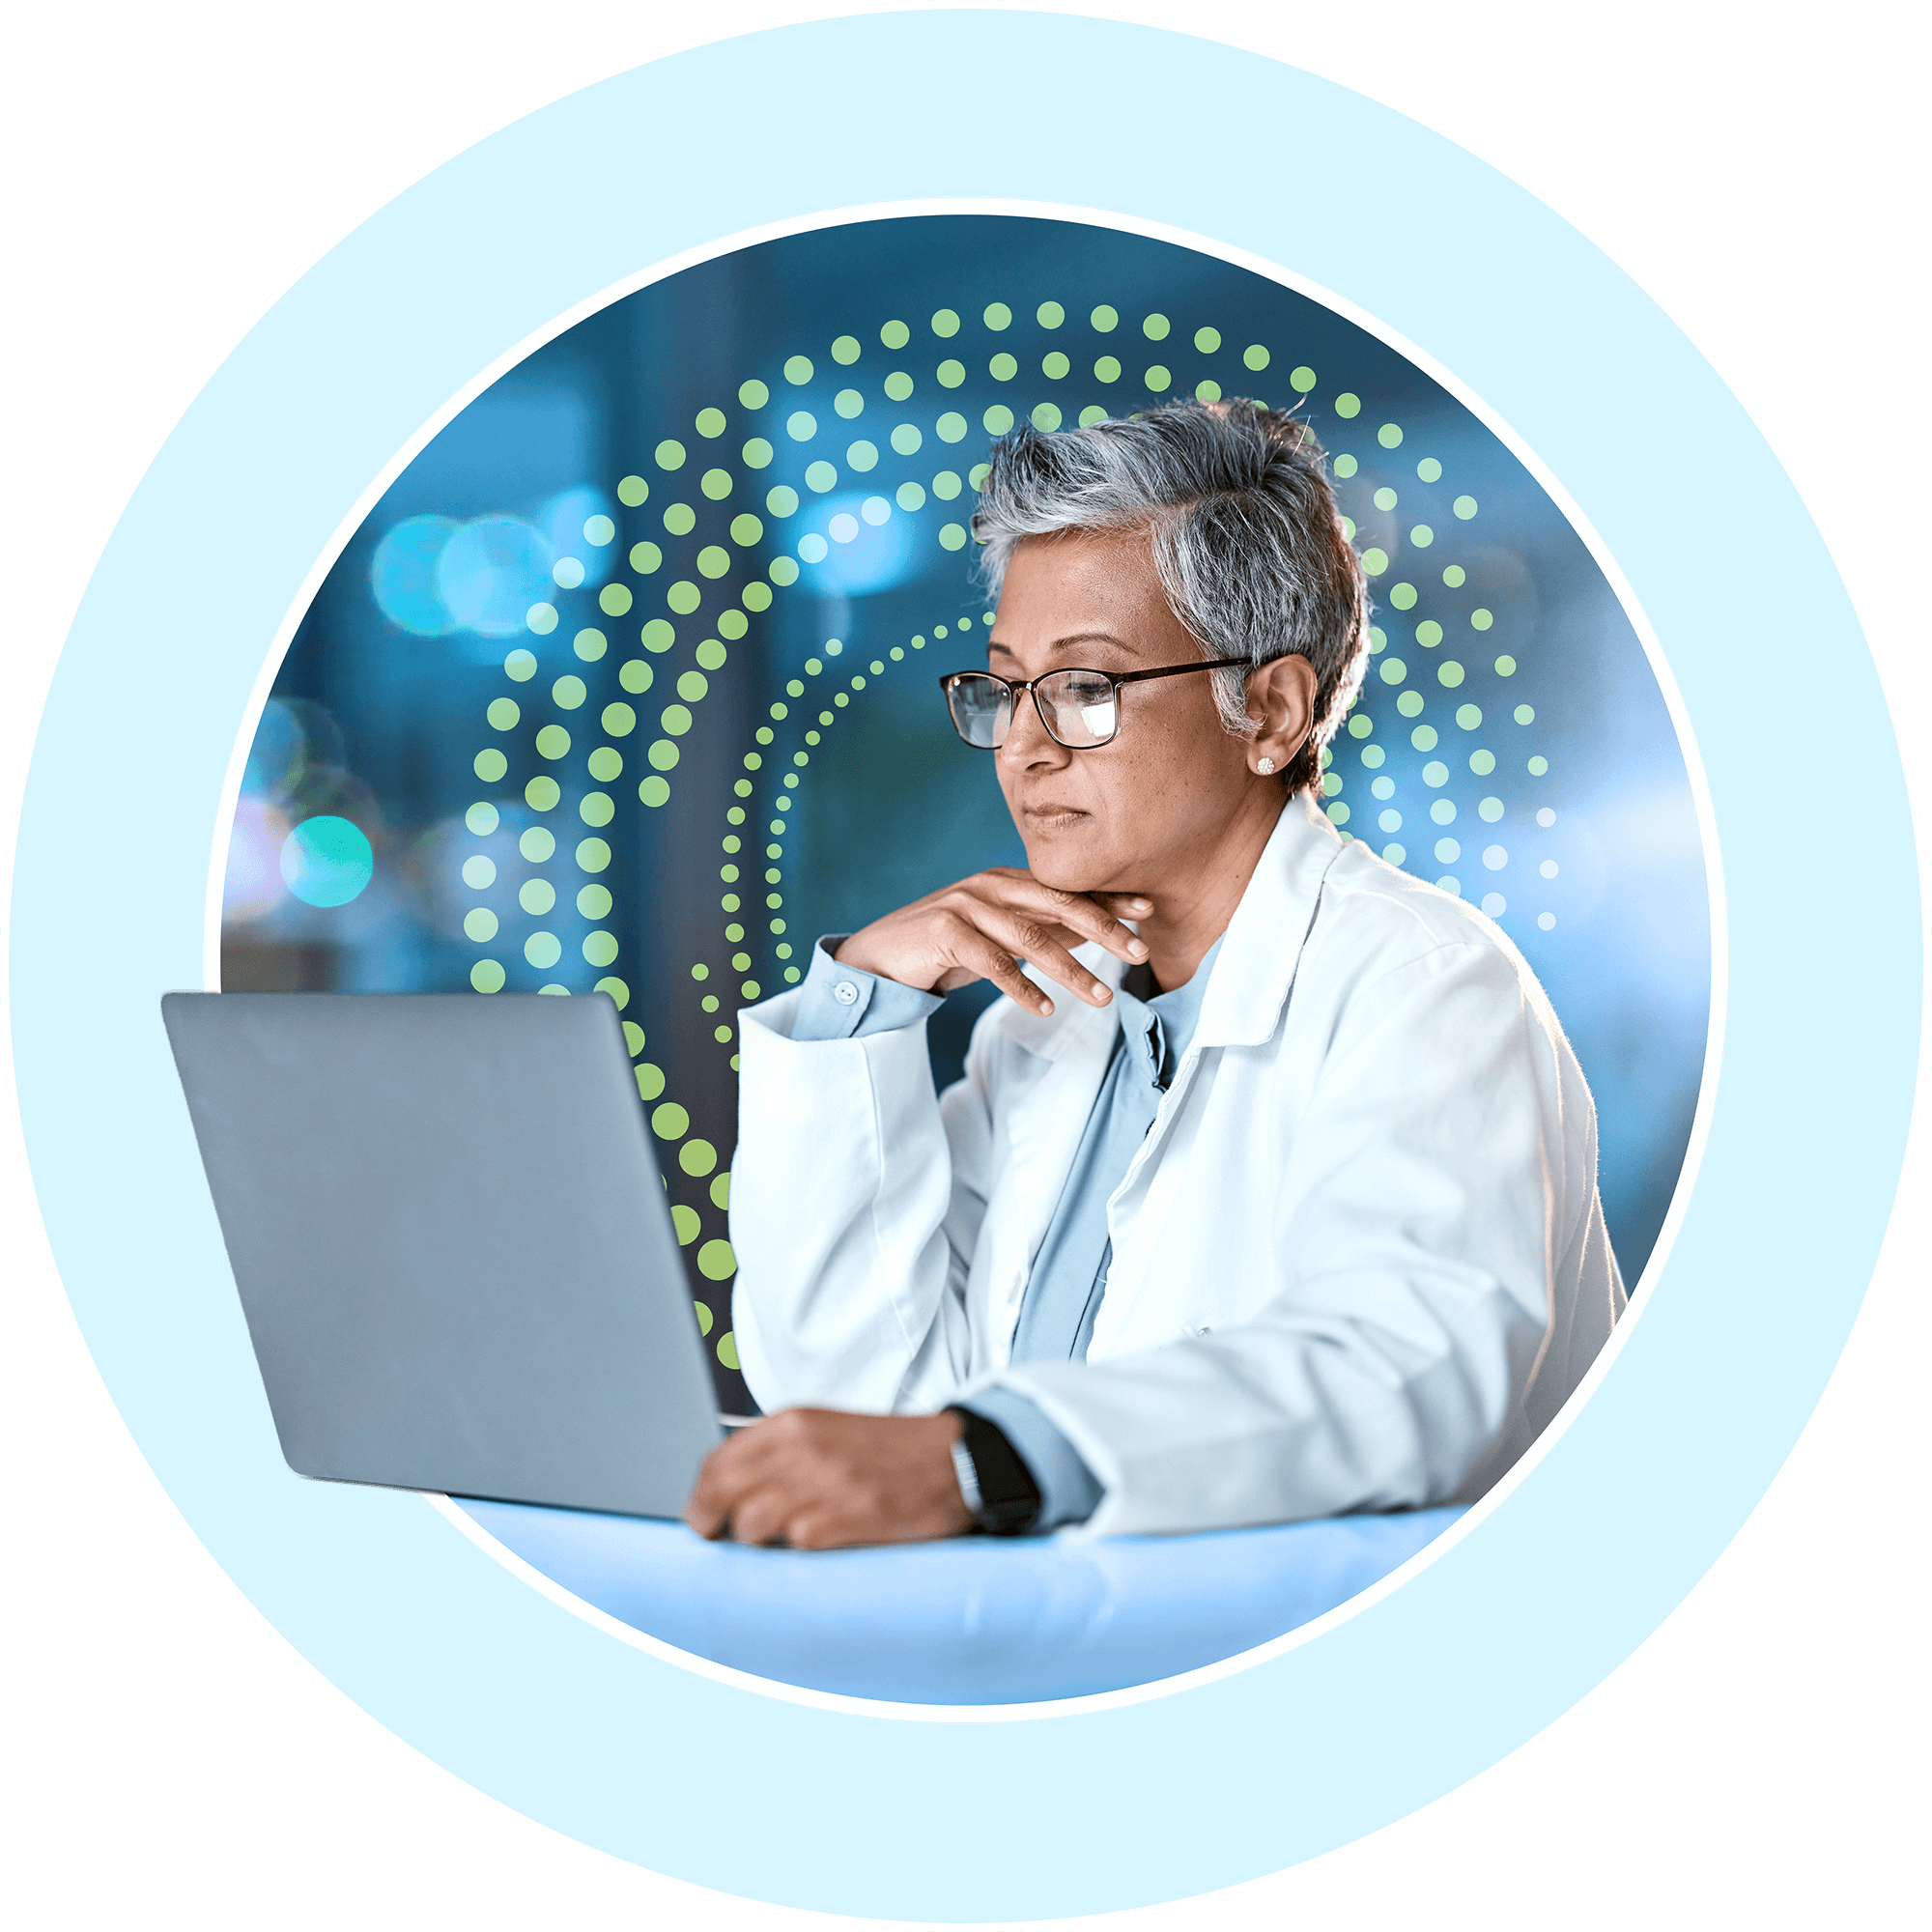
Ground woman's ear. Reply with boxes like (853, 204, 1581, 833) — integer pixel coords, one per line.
(1245, 653, 1318, 774)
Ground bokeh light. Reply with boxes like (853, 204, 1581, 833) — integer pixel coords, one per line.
(436, 516, 554, 637)
(279, 815, 374, 908)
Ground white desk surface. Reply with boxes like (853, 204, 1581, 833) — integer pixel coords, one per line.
(448, 1499, 1461, 1700)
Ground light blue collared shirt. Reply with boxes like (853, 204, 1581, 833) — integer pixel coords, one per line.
(788, 934, 1221, 1529)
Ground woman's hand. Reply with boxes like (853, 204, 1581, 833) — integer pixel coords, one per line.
(833, 867, 1151, 1016)
(684, 1408, 976, 1549)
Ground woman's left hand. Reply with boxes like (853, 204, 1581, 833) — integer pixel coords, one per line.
(683, 1407, 976, 1548)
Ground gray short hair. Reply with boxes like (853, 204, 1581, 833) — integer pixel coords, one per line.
(970, 398, 1371, 795)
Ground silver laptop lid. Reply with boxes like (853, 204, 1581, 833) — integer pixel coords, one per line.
(161, 991, 722, 1518)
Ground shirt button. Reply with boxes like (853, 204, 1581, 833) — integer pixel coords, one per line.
(832, 980, 861, 1006)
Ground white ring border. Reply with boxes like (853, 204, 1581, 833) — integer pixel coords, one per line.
(7, 11, 1909, 1917)
(199, 195, 1729, 1725)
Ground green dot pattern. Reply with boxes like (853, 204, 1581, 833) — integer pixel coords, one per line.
(447, 293, 1574, 1391)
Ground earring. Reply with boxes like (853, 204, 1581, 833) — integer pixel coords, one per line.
(1256, 756, 1277, 776)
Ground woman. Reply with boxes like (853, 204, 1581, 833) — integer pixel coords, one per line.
(685, 399, 1623, 1548)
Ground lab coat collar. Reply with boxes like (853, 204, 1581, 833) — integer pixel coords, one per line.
(994, 791, 1345, 1063)
(1193, 792, 1346, 1051)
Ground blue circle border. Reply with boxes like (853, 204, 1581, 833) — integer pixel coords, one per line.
(13, 14, 1918, 1920)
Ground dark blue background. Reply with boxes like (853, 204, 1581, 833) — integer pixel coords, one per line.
(227, 214, 1710, 1412)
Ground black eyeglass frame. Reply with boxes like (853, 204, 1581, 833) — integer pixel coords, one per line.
(937, 656, 1252, 751)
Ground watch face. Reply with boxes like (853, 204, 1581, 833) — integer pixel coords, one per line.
(955, 1409, 1041, 1532)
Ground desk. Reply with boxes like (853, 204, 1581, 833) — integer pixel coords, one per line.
(457, 1500, 1464, 1704)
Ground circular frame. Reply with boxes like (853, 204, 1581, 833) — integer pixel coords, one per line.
(12, 14, 1918, 1920)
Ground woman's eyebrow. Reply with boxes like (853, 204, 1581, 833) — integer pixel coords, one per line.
(986, 630, 1134, 660)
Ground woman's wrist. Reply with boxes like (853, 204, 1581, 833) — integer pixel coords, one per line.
(831, 929, 935, 991)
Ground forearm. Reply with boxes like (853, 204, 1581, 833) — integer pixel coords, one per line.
(995, 939, 1609, 1537)
(987, 1273, 1546, 1536)
(729, 946, 979, 1415)
(976, 963, 1575, 1536)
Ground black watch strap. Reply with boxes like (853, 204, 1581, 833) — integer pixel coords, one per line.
(946, 1406, 1042, 1535)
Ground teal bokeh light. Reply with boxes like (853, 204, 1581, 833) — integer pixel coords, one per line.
(279, 814, 374, 907)
(435, 514, 554, 636)
(368, 512, 460, 635)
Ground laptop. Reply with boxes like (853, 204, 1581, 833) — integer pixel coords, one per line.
(161, 990, 724, 1518)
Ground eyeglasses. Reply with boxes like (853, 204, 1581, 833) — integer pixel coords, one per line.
(938, 658, 1250, 751)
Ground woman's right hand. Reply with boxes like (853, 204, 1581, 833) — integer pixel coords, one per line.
(832, 867, 1152, 1017)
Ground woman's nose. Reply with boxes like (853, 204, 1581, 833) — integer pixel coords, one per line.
(998, 686, 1069, 769)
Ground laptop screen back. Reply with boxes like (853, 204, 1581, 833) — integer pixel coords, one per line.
(162, 991, 722, 1518)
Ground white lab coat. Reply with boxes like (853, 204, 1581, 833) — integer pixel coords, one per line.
(729, 794, 1625, 1536)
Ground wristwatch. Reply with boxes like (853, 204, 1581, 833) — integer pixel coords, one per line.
(945, 1406, 1042, 1536)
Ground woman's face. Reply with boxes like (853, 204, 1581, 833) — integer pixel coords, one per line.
(985, 528, 1301, 897)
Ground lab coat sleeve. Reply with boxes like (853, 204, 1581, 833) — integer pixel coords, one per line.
(983, 938, 1620, 1536)
(727, 983, 999, 1415)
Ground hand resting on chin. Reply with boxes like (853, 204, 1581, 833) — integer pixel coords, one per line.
(833, 867, 1153, 1016)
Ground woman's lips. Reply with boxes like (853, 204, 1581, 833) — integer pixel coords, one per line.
(1022, 802, 1091, 826)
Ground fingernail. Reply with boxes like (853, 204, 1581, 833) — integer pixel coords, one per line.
(1092, 982, 1111, 1002)
(1129, 938, 1149, 955)
(1038, 997, 1054, 1014)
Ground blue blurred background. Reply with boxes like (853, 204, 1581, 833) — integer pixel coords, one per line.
(223, 214, 1711, 1413)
